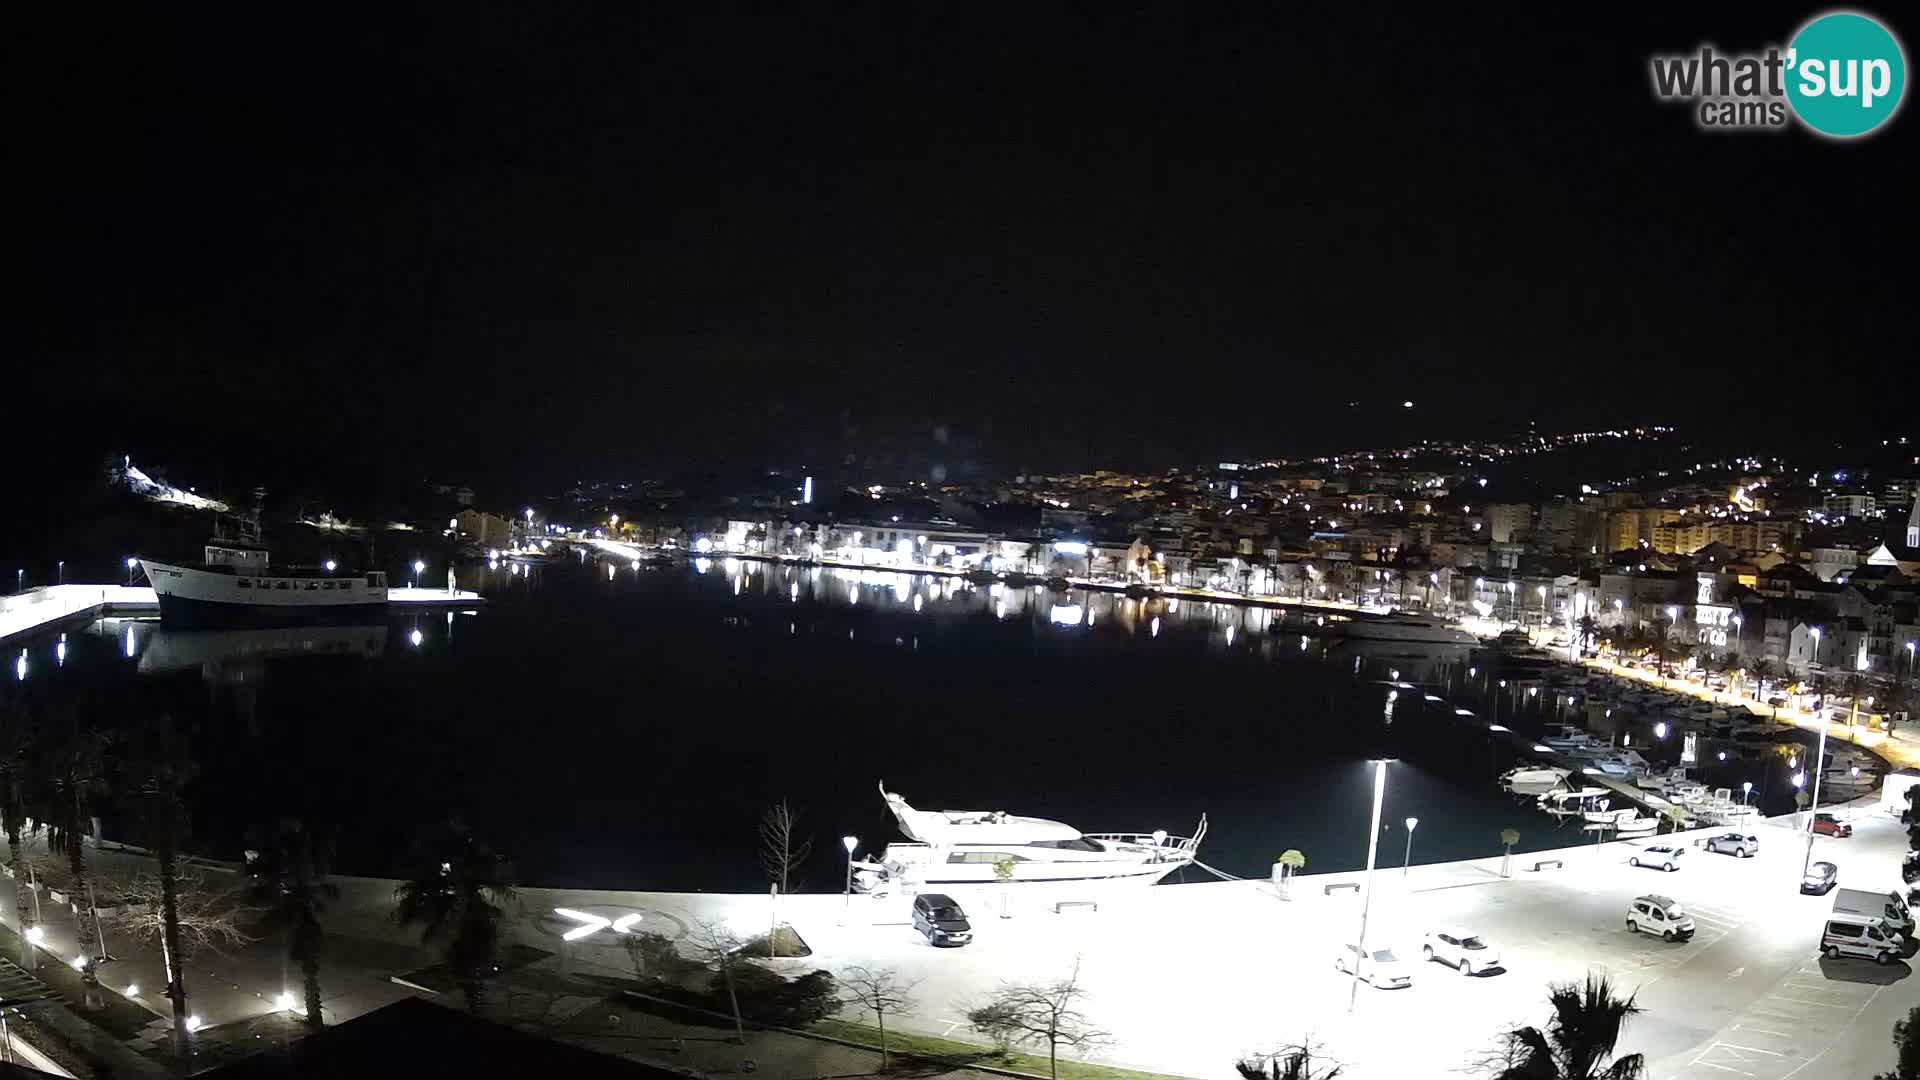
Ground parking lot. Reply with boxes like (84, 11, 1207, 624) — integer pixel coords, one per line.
(521, 799, 1912, 1079)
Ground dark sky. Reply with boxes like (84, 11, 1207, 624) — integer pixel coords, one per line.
(13, 5, 1913, 484)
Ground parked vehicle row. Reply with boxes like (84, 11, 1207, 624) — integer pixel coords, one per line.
(1338, 927, 1507, 988)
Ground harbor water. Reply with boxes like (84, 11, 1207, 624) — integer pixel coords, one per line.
(4, 552, 1823, 892)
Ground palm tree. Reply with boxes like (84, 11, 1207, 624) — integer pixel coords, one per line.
(37, 705, 112, 984)
(249, 819, 338, 1031)
(0, 710, 36, 966)
(1575, 616, 1598, 657)
(1751, 659, 1775, 701)
(1274, 850, 1306, 899)
(393, 821, 517, 1013)
(1494, 972, 1646, 1079)
(118, 714, 197, 1055)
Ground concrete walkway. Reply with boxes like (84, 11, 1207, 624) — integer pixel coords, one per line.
(1581, 655, 1920, 771)
(1, 583, 486, 646)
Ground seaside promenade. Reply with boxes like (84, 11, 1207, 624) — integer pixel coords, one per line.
(3, 798, 1907, 1079)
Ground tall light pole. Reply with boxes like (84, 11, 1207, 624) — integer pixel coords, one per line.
(1741, 781, 1753, 807)
(125, 557, 138, 587)
(1907, 641, 1916, 684)
(1348, 758, 1392, 1013)
(841, 835, 858, 913)
(1800, 718, 1830, 881)
(1536, 585, 1547, 630)
(56, 560, 64, 586)
(1401, 817, 1419, 879)
(412, 559, 426, 590)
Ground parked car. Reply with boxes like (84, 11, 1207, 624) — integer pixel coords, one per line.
(1703, 832, 1759, 858)
(911, 893, 973, 947)
(1334, 943, 1413, 988)
(1630, 844, 1686, 872)
(1422, 928, 1501, 975)
(1904, 852, 1919, 885)
(1801, 861, 1839, 894)
(1811, 813, 1853, 838)
(1627, 895, 1696, 942)
(1823, 918, 1900, 964)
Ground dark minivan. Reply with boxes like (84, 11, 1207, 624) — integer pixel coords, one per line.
(912, 893, 973, 947)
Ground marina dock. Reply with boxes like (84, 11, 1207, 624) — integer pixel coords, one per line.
(1, 583, 484, 644)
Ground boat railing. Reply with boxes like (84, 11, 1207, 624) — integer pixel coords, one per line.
(1087, 813, 1208, 857)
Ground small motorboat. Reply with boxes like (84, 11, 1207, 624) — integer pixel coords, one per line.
(1500, 765, 1572, 791)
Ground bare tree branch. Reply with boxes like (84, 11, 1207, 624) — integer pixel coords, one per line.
(686, 917, 748, 1044)
(967, 962, 1109, 1080)
(843, 965, 917, 1070)
(100, 867, 259, 958)
(758, 800, 813, 894)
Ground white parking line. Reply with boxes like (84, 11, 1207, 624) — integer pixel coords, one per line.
(1730, 1024, 1797, 1039)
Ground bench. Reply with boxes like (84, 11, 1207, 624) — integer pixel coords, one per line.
(1323, 882, 1361, 896)
(1054, 901, 1097, 915)
(1532, 859, 1564, 872)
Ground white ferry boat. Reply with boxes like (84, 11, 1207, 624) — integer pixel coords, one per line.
(140, 498, 388, 627)
(852, 783, 1205, 892)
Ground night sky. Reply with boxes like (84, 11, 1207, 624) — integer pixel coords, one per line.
(13, 5, 1913, 484)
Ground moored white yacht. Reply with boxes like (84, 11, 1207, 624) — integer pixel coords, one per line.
(852, 783, 1205, 892)
(1330, 611, 1476, 645)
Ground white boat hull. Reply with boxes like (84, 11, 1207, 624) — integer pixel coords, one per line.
(142, 560, 388, 627)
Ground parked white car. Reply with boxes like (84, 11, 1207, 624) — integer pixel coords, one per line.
(1422, 927, 1501, 975)
(1626, 894, 1696, 942)
(1334, 943, 1413, 988)
(1630, 844, 1686, 872)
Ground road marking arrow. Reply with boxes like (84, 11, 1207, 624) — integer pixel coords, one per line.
(554, 908, 611, 941)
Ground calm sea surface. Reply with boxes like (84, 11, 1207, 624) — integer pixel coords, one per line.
(10, 553, 1813, 892)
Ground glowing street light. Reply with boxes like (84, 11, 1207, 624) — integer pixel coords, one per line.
(1741, 781, 1753, 806)
(1401, 817, 1420, 879)
(1653, 721, 1668, 740)
(412, 559, 426, 589)
(126, 557, 139, 587)
(324, 560, 337, 573)
(842, 835, 859, 912)
(1348, 758, 1393, 1013)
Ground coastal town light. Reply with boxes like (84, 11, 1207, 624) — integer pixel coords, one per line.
(126, 556, 139, 586)
(1401, 817, 1419, 878)
(324, 560, 336, 573)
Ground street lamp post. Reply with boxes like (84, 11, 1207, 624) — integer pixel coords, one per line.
(412, 559, 426, 590)
(1348, 759, 1391, 1013)
(1741, 781, 1753, 807)
(1810, 626, 1822, 671)
(1800, 718, 1830, 881)
(841, 835, 858, 913)
(1536, 585, 1547, 630)
(1402, 817, 1419, 879)
(125, 557, 138, 587)
(56, 561, 64, 586)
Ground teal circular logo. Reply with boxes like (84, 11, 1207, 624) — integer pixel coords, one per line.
(1786, 12, 1907, 137)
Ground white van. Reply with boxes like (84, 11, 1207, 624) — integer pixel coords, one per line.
(1833, 888, 1916, 938)
(1823, 918, 1901, 964)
